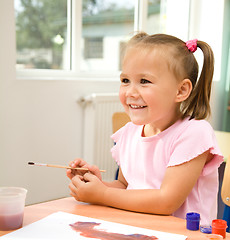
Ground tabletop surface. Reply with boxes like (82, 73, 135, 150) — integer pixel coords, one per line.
(0, 197, 229, 239)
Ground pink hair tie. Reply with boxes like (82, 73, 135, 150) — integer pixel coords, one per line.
(186, 39, 198, 53)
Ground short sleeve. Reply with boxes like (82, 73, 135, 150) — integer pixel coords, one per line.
(110, 123, 128, 166)
(167, 120, 223, 176)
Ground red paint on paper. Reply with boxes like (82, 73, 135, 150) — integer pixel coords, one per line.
(70, 221, 158, 239)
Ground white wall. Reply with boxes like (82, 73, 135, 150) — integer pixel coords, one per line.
(0, 0, 120, 205)
(0, 0, 226, 205)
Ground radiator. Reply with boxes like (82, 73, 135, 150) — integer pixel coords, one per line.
(79, 93, 124, 181)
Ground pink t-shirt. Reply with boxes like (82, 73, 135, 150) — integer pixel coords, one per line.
(111, 117, 223, 225)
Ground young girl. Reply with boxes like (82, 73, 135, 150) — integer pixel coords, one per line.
(67, 32, 223, 225)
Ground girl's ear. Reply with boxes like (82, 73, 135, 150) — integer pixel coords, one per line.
(175, 79, 193, 103)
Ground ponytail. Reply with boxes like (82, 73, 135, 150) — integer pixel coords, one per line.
(182, 41, 214, 120)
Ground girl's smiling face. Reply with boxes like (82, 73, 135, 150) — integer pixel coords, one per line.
(119, 47, 183, 136)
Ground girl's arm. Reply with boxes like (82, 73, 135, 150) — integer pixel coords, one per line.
(69, 150, 210, 215)
(102, 167, 128, 188)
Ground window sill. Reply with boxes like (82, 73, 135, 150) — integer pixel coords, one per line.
(16, 69, 121, 81)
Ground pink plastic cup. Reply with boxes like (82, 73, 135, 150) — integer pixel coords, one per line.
(0, 187, 27, 231)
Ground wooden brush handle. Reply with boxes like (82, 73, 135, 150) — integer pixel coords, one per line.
(46, 164, 106, 172)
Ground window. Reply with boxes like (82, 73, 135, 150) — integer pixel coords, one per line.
(15, 0, 69, 70)
(14, 0, 190, 75)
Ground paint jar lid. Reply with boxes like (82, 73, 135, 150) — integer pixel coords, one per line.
(212, 219, 227, 229)
(186, 212, 200, 221)
(206, 234, 223, 239)
(200, 225, 212, 234)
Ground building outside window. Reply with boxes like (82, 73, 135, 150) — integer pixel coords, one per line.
(84, 37, 103, 59)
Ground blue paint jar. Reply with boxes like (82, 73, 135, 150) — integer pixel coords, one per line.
(186, 212, 200, 231)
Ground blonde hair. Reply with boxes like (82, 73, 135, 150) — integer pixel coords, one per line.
(125, 32, 214, 120)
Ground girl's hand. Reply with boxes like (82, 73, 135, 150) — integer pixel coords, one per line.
(66, 158, 102, 181)
(69, 172, 106, 204)
(66, 158, 88, 180)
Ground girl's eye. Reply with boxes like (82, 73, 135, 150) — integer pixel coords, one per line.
(140, 78, 151, 84)
(121, 78, 129, 84)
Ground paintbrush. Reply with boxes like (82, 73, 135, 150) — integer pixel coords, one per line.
(28, 162, 106, 172)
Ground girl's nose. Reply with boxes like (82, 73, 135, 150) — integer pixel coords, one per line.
(126, 84, 139, 98)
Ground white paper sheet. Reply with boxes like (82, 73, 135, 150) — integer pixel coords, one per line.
(0, 211, 187, 240)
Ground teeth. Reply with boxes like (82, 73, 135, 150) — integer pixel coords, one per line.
(130, 105, 146, 109)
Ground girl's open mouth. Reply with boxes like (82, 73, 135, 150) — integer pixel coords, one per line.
(129, 104, 147, 109)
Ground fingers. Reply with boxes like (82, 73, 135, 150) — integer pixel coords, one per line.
(69, 158, 88, 168)
(66, 169, 73, 180)
(69, 181, 77, 199)
(83, 172, 96, 182)
(69, 173, 94, 194)
(67, 158, 89, 179)
(69, 172, 106, 204)
(87, 165, 102, 180)
(71, 175, 84, 187)
(67, 158, 102, 182)
(87, 165, 98, 173)
(69, 175, 84, 200)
